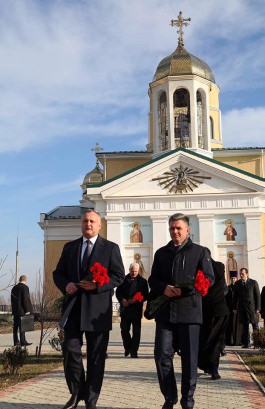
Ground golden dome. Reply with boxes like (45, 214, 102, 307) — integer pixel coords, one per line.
(153, 45, 215, 83)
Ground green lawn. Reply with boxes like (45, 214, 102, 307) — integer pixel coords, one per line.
(240, 353, 265, 387)
(0, 354, 63, 390)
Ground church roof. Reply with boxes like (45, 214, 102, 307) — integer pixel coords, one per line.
(44, 206, 92, 220)
(153, 45, 215, 83)
(87, 148, 265, 189)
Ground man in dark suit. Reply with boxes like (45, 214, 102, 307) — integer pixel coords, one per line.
(225, 271, 239, 345)
(198, 256, 229, 380)
(53, 210, 125, 409)
(11, 275, 33, 346)
(233, 267, 261, 348)
(148, 213, 214, 409)
(116, 262, 149, 358)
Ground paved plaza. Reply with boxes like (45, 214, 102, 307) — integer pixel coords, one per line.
(0, 322, 264, 409)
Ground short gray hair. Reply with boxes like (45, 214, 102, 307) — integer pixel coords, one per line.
(168, 213, 189, 226)
(129, 262, 140, 271)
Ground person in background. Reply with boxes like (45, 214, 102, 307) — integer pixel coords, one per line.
(11, 275, 33, 347)
(198, 253, 229, 380)
(225, 271, 238, 346)
(53, 210, 125, 409)
(233, 267, 260, 348)
(116, 262, 149, 358)
(148, 213, 214, 409)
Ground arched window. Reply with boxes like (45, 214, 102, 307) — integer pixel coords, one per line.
(197, 91, 204, 148)
(159, 92, 168, 151)
(173, 88, 190, 148)
(210, 116, 214, 139)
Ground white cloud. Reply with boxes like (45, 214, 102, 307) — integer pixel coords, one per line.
(37, 176, 84, 197)
(0, 0, 265, 153)
(222, 107, 265, 147)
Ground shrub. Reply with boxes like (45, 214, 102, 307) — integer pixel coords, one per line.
(2, 345, 28, 375)
(252, 328, 265, 351)
(49, 328, 64, 353)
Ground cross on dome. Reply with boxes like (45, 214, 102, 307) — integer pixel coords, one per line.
(170, 11, 191, 49)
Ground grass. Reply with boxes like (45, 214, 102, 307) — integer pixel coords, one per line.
(240, 353, 265, 387)
(0, 353, 63, 390)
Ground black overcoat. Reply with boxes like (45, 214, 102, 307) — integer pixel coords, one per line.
(233, 278, 261, 324)
(53, 235, 125, 332)
(148, 238, 215, 324)
(11, 283, 33, 316)
(202, 260, 229, 317)
(116, 273, 149, 319)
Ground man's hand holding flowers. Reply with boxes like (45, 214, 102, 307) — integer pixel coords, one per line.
(164, 285, 182, 297)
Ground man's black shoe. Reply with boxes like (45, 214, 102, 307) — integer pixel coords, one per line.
(241, 345, 250, 349)
(21, 342, 32, 346)
(85, 402, 97, 409)
(220, 349, 226, 356)
(124, 350, 130, 357)
(62, 394, 81, 409)
(162, 399, 177, 409)
(130, 352, 138, 358)
(211, 370, 221, 380)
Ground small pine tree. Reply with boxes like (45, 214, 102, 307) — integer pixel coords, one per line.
(2, 345, 28, 375)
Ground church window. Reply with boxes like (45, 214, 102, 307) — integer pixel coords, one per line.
(159, 92, 168, 151)
(210, 116, 214, 139)
(197, 91, 204, 148)
(173, 88, 190, 148)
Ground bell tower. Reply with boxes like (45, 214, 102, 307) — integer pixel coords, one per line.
(147, 11, 223, 158)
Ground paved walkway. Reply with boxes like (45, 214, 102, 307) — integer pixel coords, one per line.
(0, 322, 264, 409)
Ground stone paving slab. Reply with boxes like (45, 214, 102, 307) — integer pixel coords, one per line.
(0, 322, 264, 409)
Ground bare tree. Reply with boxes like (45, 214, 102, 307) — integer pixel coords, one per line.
(33, 270, 59, 358)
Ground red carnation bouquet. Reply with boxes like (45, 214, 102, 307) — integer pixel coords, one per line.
(54, 262, 109, 309)
(132, 291, 144, 302)
(194, 270, 210, 296)
(88, 262, 110, 287)
(144, 270, 210, 320)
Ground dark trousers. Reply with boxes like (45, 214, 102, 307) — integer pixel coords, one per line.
(120, 316, 141, 354)
(241, 311, 259, 346)
(13, 315, 26, 345)
(198, 315, 228, 370)
(63, 309, 109, 407)
(154, 321, 200, 409)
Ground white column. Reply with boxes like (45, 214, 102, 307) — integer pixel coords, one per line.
(150, 216, 169, 256)
(244, 213, 264, 288)
(104, 216, 122, 247)
(197, 214, 215, 255)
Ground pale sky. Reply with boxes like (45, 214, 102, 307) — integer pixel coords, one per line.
(1, 0, 265, 299)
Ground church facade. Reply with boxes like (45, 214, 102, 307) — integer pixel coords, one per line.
(39, 12, 265, 291)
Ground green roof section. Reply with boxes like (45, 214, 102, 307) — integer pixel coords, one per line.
(85, 147, 265, 190)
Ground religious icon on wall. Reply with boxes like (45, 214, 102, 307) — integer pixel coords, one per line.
(224, 219, 237, 241)
(134, 253, 146, 278)
(130, 222, 143, 243)
(226, 251, 238, 275)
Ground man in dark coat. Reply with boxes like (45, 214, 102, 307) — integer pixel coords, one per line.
(53, 210, 125, 409)
(233, 267, 261, 348)
(11, 275, 33, 346)
(116, 262, 149, 358)
(148, 213, 214, 409)
(225, 271, 240, 345)
(198, 257, 229, 380)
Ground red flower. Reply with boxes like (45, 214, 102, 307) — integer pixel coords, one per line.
(132, 291, 144, 302)
(89, 262, 110, 287)
(194, 270, 210, 296)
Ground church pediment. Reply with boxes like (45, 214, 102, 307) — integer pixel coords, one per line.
(85, 149, 265, 199)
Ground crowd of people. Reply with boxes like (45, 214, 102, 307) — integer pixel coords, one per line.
(11, 210, 265, 409)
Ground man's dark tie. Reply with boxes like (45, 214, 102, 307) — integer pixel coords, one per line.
(81, 240, 90, 272)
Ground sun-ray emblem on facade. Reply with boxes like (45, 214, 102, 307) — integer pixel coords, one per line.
(152, 165, 211, 194)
